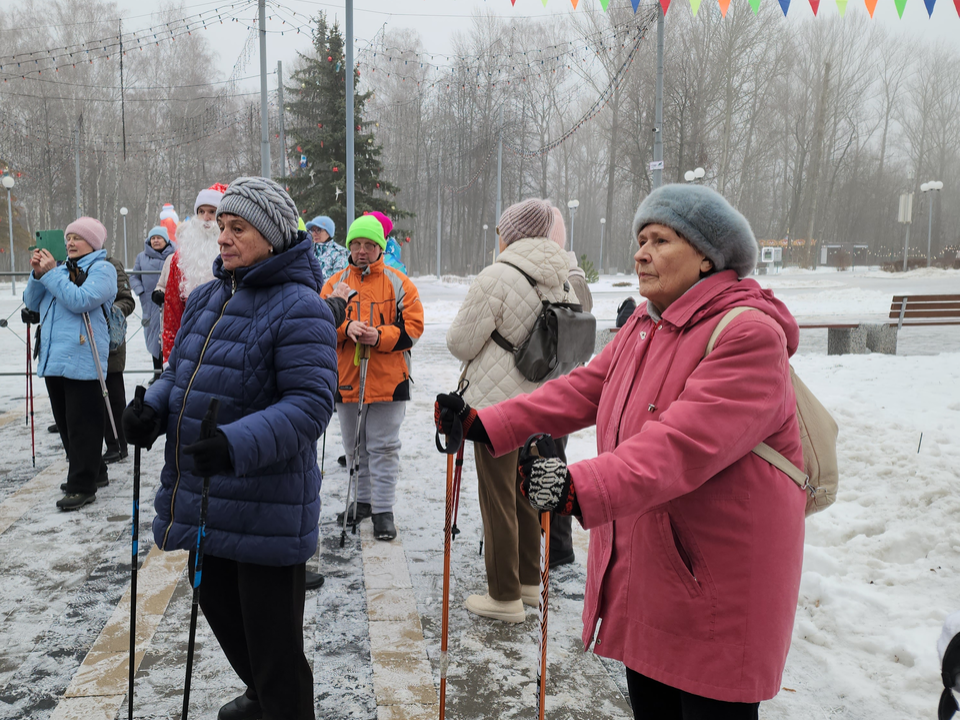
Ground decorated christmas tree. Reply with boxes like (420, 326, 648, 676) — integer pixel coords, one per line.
(285, 14, 405, 237)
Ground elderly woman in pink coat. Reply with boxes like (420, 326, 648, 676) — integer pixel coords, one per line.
(437, 184, 805, 719)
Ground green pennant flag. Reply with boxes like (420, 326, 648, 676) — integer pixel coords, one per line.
(690, 0, 703, 13)
(599, 0, 610, 8)
(749, 0, 762, 12)
(894, 0, 908, 15)
(836, 0, 848, 13)
(543, 0, 549, 5)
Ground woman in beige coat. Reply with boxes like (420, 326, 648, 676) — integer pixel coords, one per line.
(446, 198, 578, 622)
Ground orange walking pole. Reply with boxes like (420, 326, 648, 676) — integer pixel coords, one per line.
(439, 450, 454, 720)
(537, 510, 550, 720)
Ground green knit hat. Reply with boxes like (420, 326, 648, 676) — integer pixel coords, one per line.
(345, 215, 386, 251)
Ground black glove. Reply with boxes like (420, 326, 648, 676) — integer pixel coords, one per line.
(616, 297, 637, 328)
(122, 401, 162, 450)
(435, 392, 489, 445)
(518, 433, 580, 516)
(183, 430, 232, 476)
(151, 289, 165, 307)
(21, 308, 40, 324)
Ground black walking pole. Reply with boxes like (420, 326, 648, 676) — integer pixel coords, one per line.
(127, 385, 146, 720)
(182, 397, 220, 720)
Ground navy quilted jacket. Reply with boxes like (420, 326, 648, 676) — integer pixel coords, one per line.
(147, 237, 338, 566)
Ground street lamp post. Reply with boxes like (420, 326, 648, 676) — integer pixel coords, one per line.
(599, 217, 606, 275)
(920, 181, 943, 268)
(2, 176, 15, 296)
(483, 224, 489, 267)
(683, 167, 705, 183)
(567, 199, 579, 255)
(119, 207, 129, 268)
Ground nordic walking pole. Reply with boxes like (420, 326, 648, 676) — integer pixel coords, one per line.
(182, 397, 220, 720)
(81, 311, 120, 444)
(25, 321, 36, 467)
(341, 342, 370, 548)
(128, 385, 146, 720)
(320, 430, 326, 479)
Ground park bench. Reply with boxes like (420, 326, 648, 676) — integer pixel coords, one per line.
(800, 294, 960, 355)
(594, 294, 960, 357)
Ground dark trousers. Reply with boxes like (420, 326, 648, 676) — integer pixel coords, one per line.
(45, 376, 107, 494)
(152, 355, 163, 380)
(104, 371, 126, 454)
(626, 668, 759, 720)
(193, 554, 314, 720)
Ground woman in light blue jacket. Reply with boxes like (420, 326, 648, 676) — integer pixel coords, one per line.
(24, 217, 117, 510)
(129, 226, 175, 379)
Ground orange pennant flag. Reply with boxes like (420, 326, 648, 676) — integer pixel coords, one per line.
(571, 0, 579, 6)
(718, 0, 731, 15)
(864, 0, 878, 15)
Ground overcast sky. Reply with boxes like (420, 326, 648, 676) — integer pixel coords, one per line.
(106, 0, 960, 89)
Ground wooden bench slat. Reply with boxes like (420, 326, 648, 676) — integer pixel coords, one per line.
(888, 301, 960, 312)
(891, 294, 960, 303)
(888, 309, 960, 319)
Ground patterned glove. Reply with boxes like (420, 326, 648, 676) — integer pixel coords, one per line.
(183, 430, 233, 476)
(434, 392, 489, 445)
(518, 434, 580, 516)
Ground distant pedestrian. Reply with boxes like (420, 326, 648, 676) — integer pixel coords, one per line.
(24, 217, 117, 510)
(306, 215, 348, 281)
(130, 226, 175, 382)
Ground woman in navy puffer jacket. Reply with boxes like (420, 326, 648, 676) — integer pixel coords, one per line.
(124, 177, 337, 720)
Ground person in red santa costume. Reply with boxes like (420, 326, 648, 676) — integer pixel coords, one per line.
(157, 184, 226, 363)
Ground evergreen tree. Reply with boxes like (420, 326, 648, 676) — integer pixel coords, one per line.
(285, 14, 405, 238)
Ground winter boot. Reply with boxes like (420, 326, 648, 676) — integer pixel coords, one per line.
(56, 492, 96, 511)
(372, 512, 397, 541)
(521, 584, 539, 607)
(336, 502, 372, 525)
(305, 571, 325, 591)
(217, 691, 262, 720)
(464, 594, 526, 623)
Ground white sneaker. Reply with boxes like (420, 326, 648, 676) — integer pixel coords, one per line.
(521, 584, 540, 607)
(464, 594, 526, 623)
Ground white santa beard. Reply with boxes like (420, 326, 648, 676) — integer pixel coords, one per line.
(176, 218, 221, 298)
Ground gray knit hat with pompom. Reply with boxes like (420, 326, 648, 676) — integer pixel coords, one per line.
(497, 198, 554, 247)
(632, 184, 758, 278)
(217, 176, 300, 253)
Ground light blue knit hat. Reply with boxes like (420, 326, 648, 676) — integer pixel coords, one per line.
(632, 184, 758, 278)
(305, 215, 335, 239)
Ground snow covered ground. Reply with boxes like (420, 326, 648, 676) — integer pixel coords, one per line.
(0, 265, 957, 719)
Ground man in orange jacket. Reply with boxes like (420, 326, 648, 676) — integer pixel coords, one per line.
(320, 215, 423, 541)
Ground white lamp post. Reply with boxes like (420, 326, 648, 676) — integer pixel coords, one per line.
(567, 199, 579, 254)
(483, 224, 489, 266)
(920, 181, 943, 268)
(119, 207, 129, 268)
(684, 167, 705, 183)
(2, 176, 15, 295)
(599, 217, 606, 276)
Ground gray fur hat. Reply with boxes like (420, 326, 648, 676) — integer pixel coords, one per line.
(217, 176, 300, 254)
(632, 184, 758, 278)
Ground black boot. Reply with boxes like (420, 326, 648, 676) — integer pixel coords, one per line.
(372, 512, 397, 541)
(217, 691, 262, 720)
(336, 501, 372, 525)
(337, 454, 347, 467)
(305, 570, 325, 591)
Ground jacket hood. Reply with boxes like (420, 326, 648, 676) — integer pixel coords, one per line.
(496, 237, 569, 289)
(75, 248, 108, 268)
(214, 236, 324, 292)
(651, 270, 799, 357)
(143, 235, 176, 260)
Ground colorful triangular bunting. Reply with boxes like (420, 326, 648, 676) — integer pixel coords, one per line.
(632, 0, 642, 10)
(864, 0, 878, 16)
(719, 0, 731, 15)
(749, 0, 762, 12)
(955, 0, 960, 16)
(894, 0, 907, 16)
(599, 0, 610, 9)
(779, 0, 791, 13)
(836, 0, 848, 13)
(571, 0, 579, 8)
(809, 0, 820, 12)
(923, 0, 936, 14)
(690, 0, 703, 13)
(660, 0, 671, 12)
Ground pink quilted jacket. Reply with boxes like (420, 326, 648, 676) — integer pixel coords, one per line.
(481, 270, 805, 702)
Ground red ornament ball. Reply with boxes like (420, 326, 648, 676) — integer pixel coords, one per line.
(333, 167, 339, 172)
(327, 56, 332, 62)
